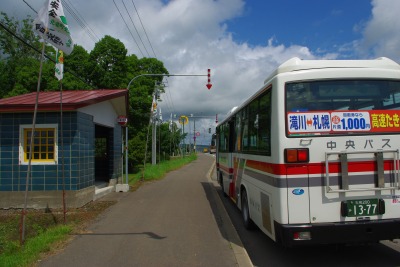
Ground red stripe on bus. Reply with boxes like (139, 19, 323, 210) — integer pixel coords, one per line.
(219, 164, 234, 174)
(246, 159, 397, 176)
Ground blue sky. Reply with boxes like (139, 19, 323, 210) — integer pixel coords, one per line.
(1, 0, 400, 145)
(226, 0, 373, 58)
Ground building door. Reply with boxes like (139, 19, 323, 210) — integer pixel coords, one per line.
(95, 125, 113, 182)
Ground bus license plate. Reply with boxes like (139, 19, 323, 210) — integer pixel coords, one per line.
(346, 199, 379, 217)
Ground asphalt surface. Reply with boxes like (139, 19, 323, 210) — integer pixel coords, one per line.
(39, 153, 252, 267)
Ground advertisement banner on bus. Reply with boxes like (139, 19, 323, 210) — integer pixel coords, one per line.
(287, 110, 400, 134)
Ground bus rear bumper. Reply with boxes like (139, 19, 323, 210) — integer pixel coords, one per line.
(274, 219, 400, 247)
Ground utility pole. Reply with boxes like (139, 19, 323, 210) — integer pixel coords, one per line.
(193, 118, 196, 152)
(152, 82, 162, 165)
(178, 115, 189, 157)
(152, 115, 157, 165)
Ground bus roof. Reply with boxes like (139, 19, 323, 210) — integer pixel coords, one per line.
(264, 57, 400, 84)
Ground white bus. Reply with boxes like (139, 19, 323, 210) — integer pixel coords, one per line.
(216, 57, 400, 247)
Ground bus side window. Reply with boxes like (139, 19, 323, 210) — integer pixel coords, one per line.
(241, 107, 249, 151)
(217, 126, 226, 152)
(229, 119, 235, 152)
(248, 99, 259, 150)
(235, 112, 242, 152)
(259, 90, 271, 155)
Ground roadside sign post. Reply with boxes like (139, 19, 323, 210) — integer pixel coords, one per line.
(116, 115, 129, 192)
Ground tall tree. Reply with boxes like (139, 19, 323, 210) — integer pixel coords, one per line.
(158, 121, 182, 160)
(88, 35, 128, 89)
(126, 57, 168, 135)
(0, 13, 58, 96)
(1, 13, 34, 96)
(125, 56, 170, 167)
(62, 45, 92, 90)
(0, 13, 41, 60)
(128, 121, 183, 170)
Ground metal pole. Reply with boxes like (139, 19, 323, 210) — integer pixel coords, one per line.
(188, 119, 192, 154)
(158, 121, 161, 163)
(59, 79, 66, 224)
(125, 126, 128, 184)
(20, 41, 46, 245)
(152, 117, 156, 165)
(193, 119, 196, 152)
(121, 129, 124, 184)
(182, 120, 185, 157)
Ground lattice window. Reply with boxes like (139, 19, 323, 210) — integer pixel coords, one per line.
(20, 124, 58, 165)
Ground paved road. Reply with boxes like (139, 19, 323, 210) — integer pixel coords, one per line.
(39, 153, 252, 267)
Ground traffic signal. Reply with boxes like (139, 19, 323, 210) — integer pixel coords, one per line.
(208, 128, 211, 133)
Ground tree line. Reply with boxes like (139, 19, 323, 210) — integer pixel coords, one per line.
(0, 12, 184, 170)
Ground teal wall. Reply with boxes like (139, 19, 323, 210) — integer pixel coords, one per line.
(0, 111, 122, 191)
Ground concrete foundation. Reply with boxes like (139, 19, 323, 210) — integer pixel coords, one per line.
(0, 186, 95, 209)
(115, 184, 130, 192)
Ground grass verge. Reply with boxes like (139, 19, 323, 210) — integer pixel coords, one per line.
(0, 225, 71, 267)
(129, 153, 197, 186)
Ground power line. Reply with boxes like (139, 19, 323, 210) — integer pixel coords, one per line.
(64, 0, 100, 43)
(22, 0, 37, 14)
(131, 0, 157, 58)
(113, 0, 144, 57)
(129, 1, 176, 115)
(63, 4, 97, 43)
(158, 83, 174, 118)
(115, 1, 179, 120)
(164, 80, 176, 116)
(121, 0, 150, 57)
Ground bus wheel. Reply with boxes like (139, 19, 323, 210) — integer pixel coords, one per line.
(241, 189, 255, 230)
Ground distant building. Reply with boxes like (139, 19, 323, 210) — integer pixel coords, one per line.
(0, 90, 128, 209)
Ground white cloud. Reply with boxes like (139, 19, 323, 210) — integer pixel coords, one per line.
(356, 0, 400, 61)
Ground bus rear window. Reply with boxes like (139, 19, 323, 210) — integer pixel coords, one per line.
(286, 80, 400, 136)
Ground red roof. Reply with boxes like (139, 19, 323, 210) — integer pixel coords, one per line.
(0, 90, 128, 114)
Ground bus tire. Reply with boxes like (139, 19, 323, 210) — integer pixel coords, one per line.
(241, 189, 255, 230)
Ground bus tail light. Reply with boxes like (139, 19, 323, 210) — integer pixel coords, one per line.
(293, 231, 311, 240)
(285, 148, 309, 163)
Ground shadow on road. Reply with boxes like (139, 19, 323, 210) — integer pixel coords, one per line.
(201, 181, 243, 249)
(73, 231, 166, 240)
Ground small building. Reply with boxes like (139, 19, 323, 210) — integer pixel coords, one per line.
(0, 89, 128, 209)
